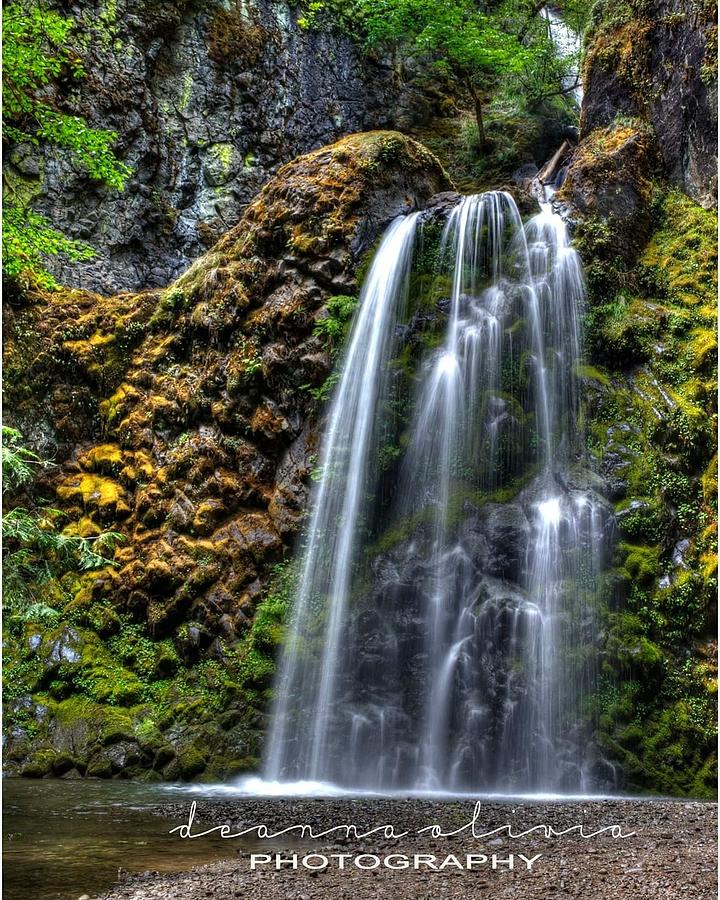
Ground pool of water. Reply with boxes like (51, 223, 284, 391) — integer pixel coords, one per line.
(2, 778, 256, 900)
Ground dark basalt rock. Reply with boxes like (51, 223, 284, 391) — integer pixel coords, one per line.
(418, 191, 462, 224)
(476, 503, 531, 580)
(2, 0, 442, 294)
(580, 0, 717, 209)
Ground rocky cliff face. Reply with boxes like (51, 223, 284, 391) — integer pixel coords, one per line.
(554, 0, 718, 796)
(5, 0, 434, 294)
(581, 0, 717, 208)
(3, 132, 450, 780)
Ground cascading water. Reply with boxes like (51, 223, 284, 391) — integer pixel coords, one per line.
(264, 190, 611, 794)
(265, 213, 421, 782)
(541, 7, 583, 106)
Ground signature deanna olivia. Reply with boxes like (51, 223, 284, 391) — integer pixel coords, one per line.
(170, 799, 636, 842)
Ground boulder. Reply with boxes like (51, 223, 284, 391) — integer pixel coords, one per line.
(477, 503, 531, 580)
(4, 132, 450, 644)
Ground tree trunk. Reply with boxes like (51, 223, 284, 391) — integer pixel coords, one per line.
(466, 79, 486, 148)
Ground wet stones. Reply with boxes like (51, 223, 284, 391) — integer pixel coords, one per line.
(46, 628, 81, 665)
(476, 503, 531, 579)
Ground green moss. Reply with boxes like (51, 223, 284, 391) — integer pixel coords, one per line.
(21, 749, 58, 778)
(288, 230, 320, 255)
(133, 717, 162, 749)
(178, 72, 193, 113)
(574, 363, 611, 386)
(237, 562, 296, 692)
(585, 184, 717, 796)
(642, 191, 717, 303)
(81, 443, 124, 474)
(239, 647, 276, 686)
(620, 542, 661, 584)
(175, 746, 206, 779)
(249, 593, 288, 652)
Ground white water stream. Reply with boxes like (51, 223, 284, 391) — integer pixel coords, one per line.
(262, 190, 612, 794)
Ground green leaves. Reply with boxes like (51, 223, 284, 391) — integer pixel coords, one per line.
(296, 0, 580, 145)
(302, 0, 530, 78)
(2, 1, 132, 286)
(30, 106, 131, 188)
(2, 3, 75, 99)
(2, 0, 131, 181)
(313, 294, 358, 349)
(2, 426, 42, 493)
(2, 204, 94, 290)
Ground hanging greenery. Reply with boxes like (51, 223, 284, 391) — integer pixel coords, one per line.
(2, 1, 132, 288)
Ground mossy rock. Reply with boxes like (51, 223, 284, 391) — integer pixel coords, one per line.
(153, 745, 176, 770)
(560, 121, 656, 264)
(172, 747, 207, 780)
(20, 750, 57, 778)
(86, 753, 114, 779)
(204, 755, 258, 779)
(579, 167, 717, 797)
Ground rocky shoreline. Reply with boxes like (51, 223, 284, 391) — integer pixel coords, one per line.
(99, 797, 718, 899)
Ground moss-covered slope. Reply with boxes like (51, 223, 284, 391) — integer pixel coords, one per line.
(556, 0, 717, 796)
(3, 131, 450, 780)
(566, 175, 717, 797)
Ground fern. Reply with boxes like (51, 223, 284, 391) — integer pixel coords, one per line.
(2, 429, 123, 620)
(2, 425, 43, 492)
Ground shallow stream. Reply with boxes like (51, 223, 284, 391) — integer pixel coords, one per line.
(3, 778, 255, 900)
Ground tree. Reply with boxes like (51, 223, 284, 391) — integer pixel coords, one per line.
(508, 4, 583, 111)
(2, 427, 122, 621)
(2, 1, 131, 288)
(300, 0, 581, 146)
(553, 0, 593, 36)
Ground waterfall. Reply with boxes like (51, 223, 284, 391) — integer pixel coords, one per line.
(541, 6, 583, 106)
(263, 192, 609, 794)
(265, 212, 421, 782)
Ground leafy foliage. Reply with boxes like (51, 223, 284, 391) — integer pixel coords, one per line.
(2, 205, 94, 290)
(558, 0, 594, 34)
(2, 428, 122, 620)
(2, 1, 131, 287)
(2, 426, 42, 493)
(313, 294, 358, 349)
(298, 0, 581, 142)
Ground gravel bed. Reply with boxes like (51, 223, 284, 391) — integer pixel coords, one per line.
(99, 797, 717, 899)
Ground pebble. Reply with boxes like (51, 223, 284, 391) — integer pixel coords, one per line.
(97, 798, 717, 900)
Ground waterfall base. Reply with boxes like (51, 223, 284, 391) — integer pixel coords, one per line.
(176, 777, 628, 802)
